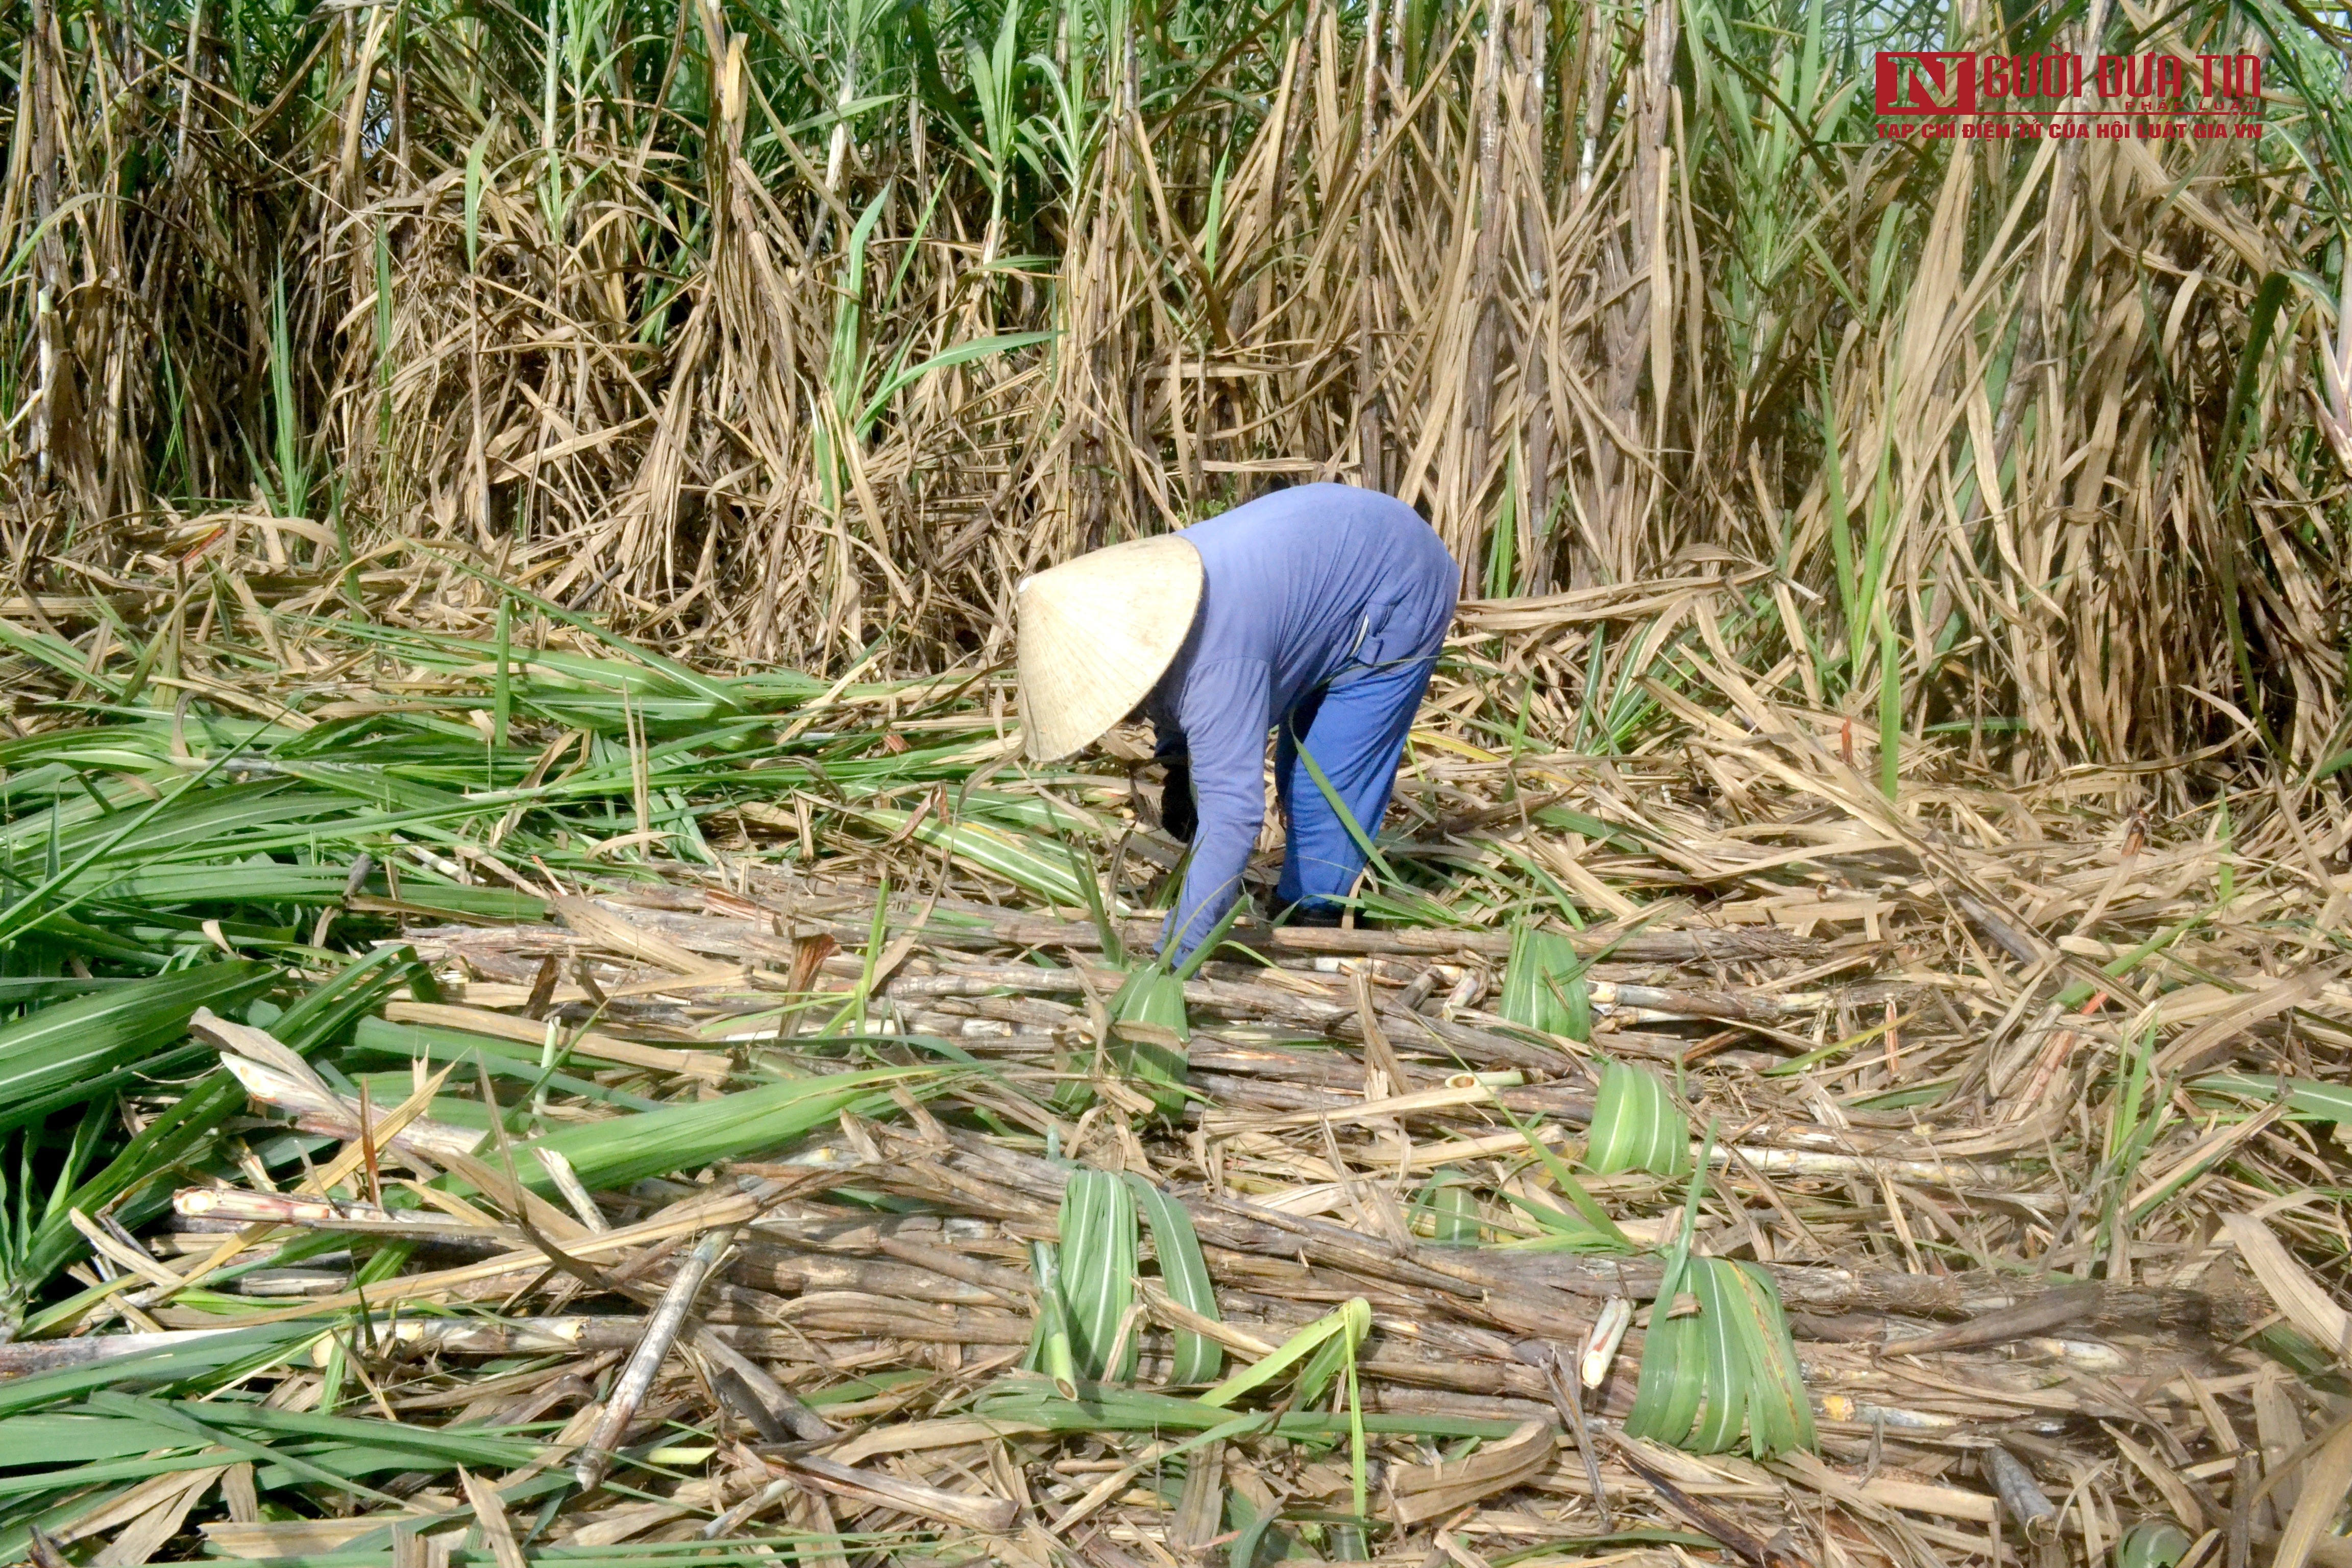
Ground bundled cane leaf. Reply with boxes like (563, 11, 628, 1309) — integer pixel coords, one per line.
(1682, 1257, 1754, 1454)
(1622, 1116, 1808, 1459)
(1585, 1060, 1690, 1178)
(847, 807, 1090, 904)
(1499, 922, 1591, 1041)
(1625, 1290, 1707, 1451)
(1085, 847, 1252, 1119)
(1108, 969, 1190, 1119)
(1626, 1121, 1711, 1447)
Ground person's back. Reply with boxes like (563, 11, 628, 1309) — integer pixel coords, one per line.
(1170, 485, 1456, 713)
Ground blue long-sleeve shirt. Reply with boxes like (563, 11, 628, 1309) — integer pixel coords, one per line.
(1144, 485, 1458, 953)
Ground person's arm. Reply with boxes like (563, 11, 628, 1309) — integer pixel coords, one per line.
(1148, 715, 1195, 843)
(1162, 659, 1271, 958)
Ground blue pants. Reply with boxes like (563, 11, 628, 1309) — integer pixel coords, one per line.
(1272, 655, 1437, 912)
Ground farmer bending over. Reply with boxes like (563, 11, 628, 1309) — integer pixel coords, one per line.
(1016, 483, 1459, 959)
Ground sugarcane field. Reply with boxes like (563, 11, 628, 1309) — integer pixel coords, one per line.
(5, 0, 2352, 1562)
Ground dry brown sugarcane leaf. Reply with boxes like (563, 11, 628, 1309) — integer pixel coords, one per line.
(1387, 1419, 1557, 1525)
(774, 1454, 1018, 1535)
(2155, 961, 2352, 1072)
(565, 1496, 707, 1548)
(219, 1466, 257, 1525)
(689, 1327, 835, 1442)
(302, 1060, 464, 1196)
(457, 1471, 528, 1568)
(68, 1210, 182, 1292)
(2220, 1212, 2351, 1360)
(2104, 1425, 2206, 1536)
(215, 1054, 482, 1167)
(1775, 1449, 1997, 1526)
(163, 1056, 469, 1297)
(2274, 1418, 2352, 1568)
(149, 1177, 816, 1325)
(1611, 1437, 1806, 1568)
(1169, 1437, 1226, 1553)
(170, 1188, 520, 1245)
(88, 1466, 229, 1567)
(2256, 1363, 2309, 1514)
(553, 897, 743, 981)
(430, 1143, 596, 1247)
(198, 1521, 382, 1561)
(190, 1010, 338, 1097)
(825, 1417, 1054, 1466)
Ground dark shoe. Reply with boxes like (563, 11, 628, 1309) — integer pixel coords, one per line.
(1282, 900, 1346, 928)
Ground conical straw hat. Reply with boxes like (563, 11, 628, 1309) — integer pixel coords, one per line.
(1016, 535, 1204, 762)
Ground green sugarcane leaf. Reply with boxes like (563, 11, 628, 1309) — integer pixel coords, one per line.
(1049, 1034, 1099, 1119)
(1685, 1258, 1751, 1454)
(79, 1392, 404, 1507)
(1227, 1499, 1284, 1568)
(1286, 729, 1395, 885)
(2116, 1520, 2192, 1568)
(0, 747, 268, 948)
(0, 1446, 241, 1501)
(1026, 1239, 1079, 1398)
(1126, 1172, 1222, 1383)
(970, 1375, 1517, 1440)
(270, 943, 438, 1049)
(1058, 821, 1124, 967)
(1719, 1261, 1814, 1458)
(1199, 1298, 1368, 1410)
(854, 332, 1057, 435)
(1586, 1060, 1690, 1178)
(508, 1067, 934, 1193)
(1293, 1325, 1356, 1410)
(18, 1071, 243, 1292)
(1494, 1102, 1632, 1250)
(1498, 1190, 1627, 1248)
(1626, 1121, 1719, 1448)
(0, 618, 110, 693)
(1413, 1171, 1481, 1244)
(847, 807, 1088, 903)
(0, 1330, 321, 1427)
(0, 1411, 207, 1466)
(2207, 270, 2292, 756)
(0, 963, 272, 1134)
(2194, 1073, 2352, 1122)
(431, 557, 743, 709)
(1058, 1169, 1139, 1382)
(1168, 890, 1252, 982)
(1623, 1308, 1702, 1448)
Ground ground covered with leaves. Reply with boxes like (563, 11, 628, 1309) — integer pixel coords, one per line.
(5, 550, 2352, 1568)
